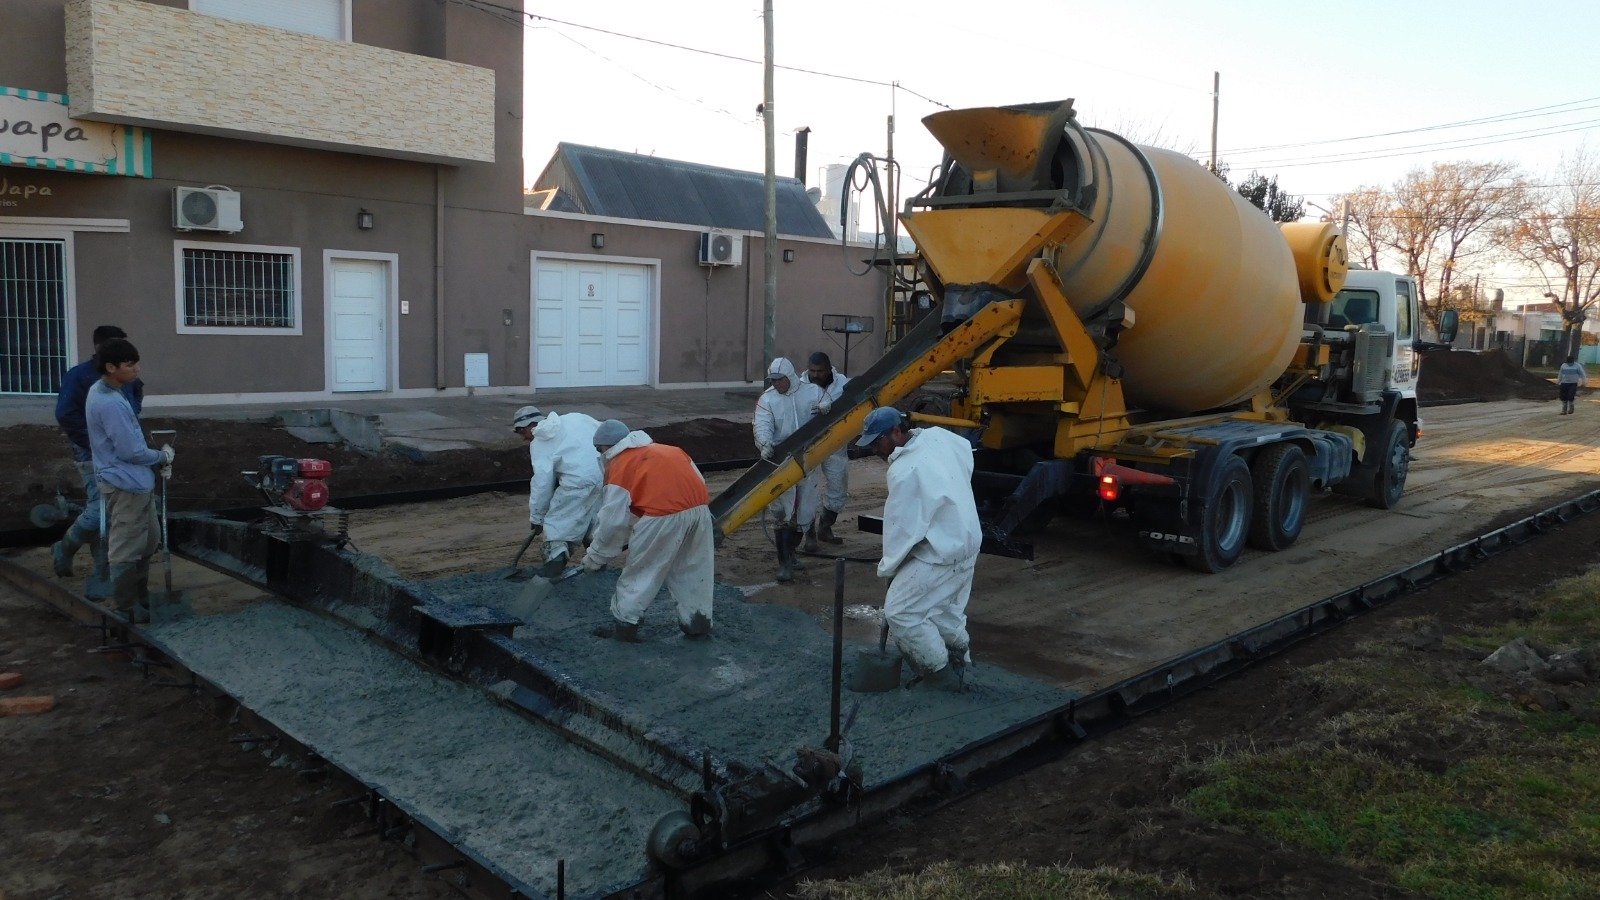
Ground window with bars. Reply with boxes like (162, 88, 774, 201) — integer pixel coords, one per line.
(0, 238, 70, 395)
(176, 243, 301, 334)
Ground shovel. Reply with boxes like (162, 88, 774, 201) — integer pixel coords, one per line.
(147, 429, 192, 624)
(850, 617, 903, 693)
(503, 531, 539, 581)
(503, 567, 586, 622)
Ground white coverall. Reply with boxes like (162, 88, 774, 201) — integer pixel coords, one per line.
(878, 427, 983, 675)
(754, 358, 826, 527)
(586, 431, 716, 629)
(528, 411, 603, 558)
(800, 367, 851, 513)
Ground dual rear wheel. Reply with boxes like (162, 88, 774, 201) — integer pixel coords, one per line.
(1186, 445, 1310, 573)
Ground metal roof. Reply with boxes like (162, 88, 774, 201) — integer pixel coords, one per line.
(533, 143, 835, 239)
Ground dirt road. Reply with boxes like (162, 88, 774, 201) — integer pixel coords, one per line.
(344, 398, 1600, 695)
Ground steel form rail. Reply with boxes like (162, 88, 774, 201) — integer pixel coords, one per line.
(2, 484, 1598, 899)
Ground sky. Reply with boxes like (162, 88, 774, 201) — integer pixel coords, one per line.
(508, 0, 1600, 295)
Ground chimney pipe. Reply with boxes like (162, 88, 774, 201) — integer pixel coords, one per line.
(794, 126, 811, 184)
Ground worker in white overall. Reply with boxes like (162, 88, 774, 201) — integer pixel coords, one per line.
(857, 407, 982, 692)
(753, 357, 828, 582)
(800, 351, 850, 551)
(512, 406, 603, 577)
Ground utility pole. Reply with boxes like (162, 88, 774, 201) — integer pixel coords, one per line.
(761, 0, 778, 370)
(1209, 71, 1219, 173)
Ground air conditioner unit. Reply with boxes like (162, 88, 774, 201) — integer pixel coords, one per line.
(698, 231, 743, 267)
(173, 187, 243, 233)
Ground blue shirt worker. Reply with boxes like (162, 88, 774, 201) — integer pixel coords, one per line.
(1557, 355, 1588, 415)
(84, 339, 173, 621)
(52, 325, 144, 596)
(857, 407, 982, 692)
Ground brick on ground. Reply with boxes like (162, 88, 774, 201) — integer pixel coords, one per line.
(0, 695, 56, 716)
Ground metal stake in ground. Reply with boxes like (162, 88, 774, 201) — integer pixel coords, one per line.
(147, 429, 191, 623)
(827, 557, 844, 753)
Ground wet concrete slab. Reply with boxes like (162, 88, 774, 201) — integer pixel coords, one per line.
(426, 569, 1076, 788)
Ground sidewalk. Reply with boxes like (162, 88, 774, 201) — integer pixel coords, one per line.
(0, 386, 761, 453)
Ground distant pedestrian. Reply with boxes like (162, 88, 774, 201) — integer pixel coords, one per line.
(585, 419, 715, 643)
(512, 405, 603, 576)
(52, 325, 144, 596)
(85, 339, 173, 621)
(1557, 355, 1588, 415)
(800, 351, 850, 551)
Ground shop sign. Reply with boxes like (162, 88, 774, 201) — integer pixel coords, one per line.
(0, 86, 151, 178)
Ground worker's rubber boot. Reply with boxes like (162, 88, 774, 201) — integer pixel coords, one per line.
(790, 527, 808, 570)
(133, 557, 152, 624)
(803, 526, 819, 554)
(912, 664, 963, 693)
(776, 529, 795, 583)
(540, 548, 568, 579)
(680, 612, 713, 641)
(817, 509, 843, 545)
(107, 564, 148, 623)
(51, 535, 82, 578)
(593, 618, 643, 643)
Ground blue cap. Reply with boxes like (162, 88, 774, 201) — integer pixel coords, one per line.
(593, 419, 629, 448)
(857, 407, 904, 447)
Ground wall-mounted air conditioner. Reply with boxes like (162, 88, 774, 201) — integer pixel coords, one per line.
(173, 186, 243, 233)
(698, 231, 743, 267)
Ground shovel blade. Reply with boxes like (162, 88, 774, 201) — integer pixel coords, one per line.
(147, 590, 193, 625)
(849, 649, 904, 693)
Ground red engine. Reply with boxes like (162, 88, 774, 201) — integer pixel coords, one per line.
(251, 456, 334, 512)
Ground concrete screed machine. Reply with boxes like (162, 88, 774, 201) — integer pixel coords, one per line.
(710, 98, 1421, 572)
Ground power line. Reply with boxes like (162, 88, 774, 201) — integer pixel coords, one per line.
(452, 0, 949, 107)
(1233, 119, 1600, 169)
(1297, 183, 1600, 197)
(1221, 95, 1600, 155)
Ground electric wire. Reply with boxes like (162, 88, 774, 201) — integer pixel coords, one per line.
(449, 0, 949, 107)
(1221, 95, 1600, 155)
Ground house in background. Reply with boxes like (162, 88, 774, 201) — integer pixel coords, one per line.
(0, 0, 885, 403)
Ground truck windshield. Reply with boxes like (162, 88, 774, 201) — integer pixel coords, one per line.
(1329, 289, 1379, 329)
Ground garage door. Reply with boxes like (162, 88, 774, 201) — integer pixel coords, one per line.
(533, 259, 650, 388)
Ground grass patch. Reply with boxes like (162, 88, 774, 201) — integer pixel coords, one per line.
(1180, 569, 1600, 898)
(796, 861, 1195, 900)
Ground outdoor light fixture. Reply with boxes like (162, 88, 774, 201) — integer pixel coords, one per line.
(783, 249, 795, 262)
(356, 208, 374, 230)
(591, 233, 606, 249)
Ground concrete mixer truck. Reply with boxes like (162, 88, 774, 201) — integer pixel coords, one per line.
(709, 98, 1420, 572)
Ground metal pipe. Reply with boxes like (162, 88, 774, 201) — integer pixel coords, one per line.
(435, 165, 447, 390)
(827, 558, 844, 753)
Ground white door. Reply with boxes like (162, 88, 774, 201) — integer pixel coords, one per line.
(328, 258, 387, 392)
(534, 259, 651, 387)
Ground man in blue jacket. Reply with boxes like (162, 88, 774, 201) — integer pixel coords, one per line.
(84, 339, 172, 620)
(52, 325, 144, 594)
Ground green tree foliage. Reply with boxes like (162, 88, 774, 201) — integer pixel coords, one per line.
(1209, 163, 1305, 222)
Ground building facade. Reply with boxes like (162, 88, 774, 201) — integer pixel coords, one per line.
(0, 0, 886, 403)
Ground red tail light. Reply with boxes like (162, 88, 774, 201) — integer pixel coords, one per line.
(1098, 475, 1120, 502)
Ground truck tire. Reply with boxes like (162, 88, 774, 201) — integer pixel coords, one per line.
(1187, 454, 1253, 573)
(1247, 444, 1309, 552)
(1366, 420, 1410, 510)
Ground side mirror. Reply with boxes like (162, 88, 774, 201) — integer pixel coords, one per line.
(1438, 310, 1459, 344)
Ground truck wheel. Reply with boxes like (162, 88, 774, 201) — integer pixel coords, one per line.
(1366, 420, 1410, 510)
(1187, 454, 1253, 573)
(1247, 445, 1309, 551)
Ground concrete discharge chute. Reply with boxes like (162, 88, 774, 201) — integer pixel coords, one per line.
(712, 98, 1415, 572)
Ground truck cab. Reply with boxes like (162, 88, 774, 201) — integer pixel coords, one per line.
(1310, 269, 1422, 446)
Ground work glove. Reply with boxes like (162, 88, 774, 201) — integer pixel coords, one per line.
(582, 555, 607, 574)
(813, 398, 832, 416)
(159, 444, 176, 466)
(758, 442, 775, 460)
(530, 522, 543, 535)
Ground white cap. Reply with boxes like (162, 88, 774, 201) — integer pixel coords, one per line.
(511, 405, 544, 430)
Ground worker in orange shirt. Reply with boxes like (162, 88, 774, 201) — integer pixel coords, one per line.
(584, 419, 715, 643)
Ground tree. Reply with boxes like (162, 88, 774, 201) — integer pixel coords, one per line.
(1382, 161, 1529, 332)
(1502, 146, 1600, 359)
(1327, 187, 1393, 271)
(1209, 162, 1304, 222)
(1234, 172, 1305, 222)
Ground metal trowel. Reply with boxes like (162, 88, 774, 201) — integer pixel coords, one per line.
(850, 618, 903, 693)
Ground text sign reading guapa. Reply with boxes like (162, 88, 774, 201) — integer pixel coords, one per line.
(0, 86, 151, 178)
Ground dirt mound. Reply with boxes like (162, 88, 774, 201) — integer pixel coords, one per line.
(1417, 348, 1556, 404)
(0, 416, 755, 534)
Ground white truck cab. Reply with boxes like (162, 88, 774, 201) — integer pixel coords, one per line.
(1319, 269, 1422, 443)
